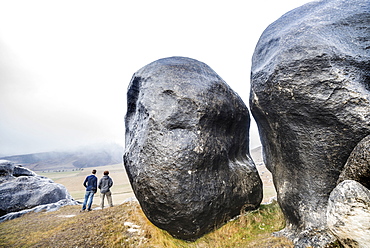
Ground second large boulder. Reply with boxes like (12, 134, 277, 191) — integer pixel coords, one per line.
(124, 56, 262, 240)
(250, 0, 370, 247)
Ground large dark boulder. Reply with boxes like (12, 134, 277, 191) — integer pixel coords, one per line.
(124, 56, 262, 240)
(250, 0, 370, 247)
(0, 160, 74, 218)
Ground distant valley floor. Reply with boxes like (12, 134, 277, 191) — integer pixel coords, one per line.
(38, 146, 275, 206)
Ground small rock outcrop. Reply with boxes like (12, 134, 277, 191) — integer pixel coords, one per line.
(327, 180, 370, 248)
(124, 56, 262, 240)
(338, 135, 370, 189)
(0, 160, 76, 220)
(250, 0, 370, 247)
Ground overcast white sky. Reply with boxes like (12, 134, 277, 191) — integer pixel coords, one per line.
(0, 0, 313, 156)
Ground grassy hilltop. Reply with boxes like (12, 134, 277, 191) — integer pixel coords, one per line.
(0, 200, 293, 247)
(0, 157, 344, 247)
(0, 148, 295, 247)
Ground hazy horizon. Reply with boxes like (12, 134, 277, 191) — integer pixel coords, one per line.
(0, 0, 314, 156)
(0, 141, 124, 157)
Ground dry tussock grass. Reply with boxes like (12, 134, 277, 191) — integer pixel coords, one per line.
(0, 201, 294, 248)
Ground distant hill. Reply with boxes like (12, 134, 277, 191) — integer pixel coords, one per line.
(0, 143, 123, 171)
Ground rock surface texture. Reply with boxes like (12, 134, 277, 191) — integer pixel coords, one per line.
(250, 0, 370, 247)
(327, 180, 370, 248)
(0, 160, 76, 220)
(338, 135, 370, 189)
(124, 56, 262, 240)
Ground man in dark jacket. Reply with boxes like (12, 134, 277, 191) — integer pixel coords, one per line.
(98, 170, 113, 209)
(81, 169, 97, 211)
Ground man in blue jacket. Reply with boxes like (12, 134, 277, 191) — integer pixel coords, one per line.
(81, 169, 97, 211)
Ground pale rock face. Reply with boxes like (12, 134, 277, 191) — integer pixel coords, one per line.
(0, 160, 74, 218)
(327, 180, 370, 248)
(124, 56, 262, 240)
(250, 0, 370, 247)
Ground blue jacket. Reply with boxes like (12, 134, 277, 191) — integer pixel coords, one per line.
(83, 174, 97, 192)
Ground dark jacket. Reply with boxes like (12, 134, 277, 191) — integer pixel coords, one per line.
(83, 174, 97, 192)
(98, 175, 113, 193)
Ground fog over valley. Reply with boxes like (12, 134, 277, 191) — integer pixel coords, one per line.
(0, 0, 313, 156)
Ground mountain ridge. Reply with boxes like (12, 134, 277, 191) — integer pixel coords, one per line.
(0, 143, 123, 171)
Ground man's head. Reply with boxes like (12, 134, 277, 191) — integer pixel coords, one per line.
(92, 170, 97, 174)
(104, 171, 109, 175)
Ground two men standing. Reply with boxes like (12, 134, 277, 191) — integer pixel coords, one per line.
(81, 169, 113, 212)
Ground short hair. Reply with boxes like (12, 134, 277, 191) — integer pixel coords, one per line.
(92, 170, 97, 174)
(104, 170, 109, 175)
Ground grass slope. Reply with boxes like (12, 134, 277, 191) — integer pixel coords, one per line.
(0, 201, 294, 248)
(1, 160, 343, 247)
